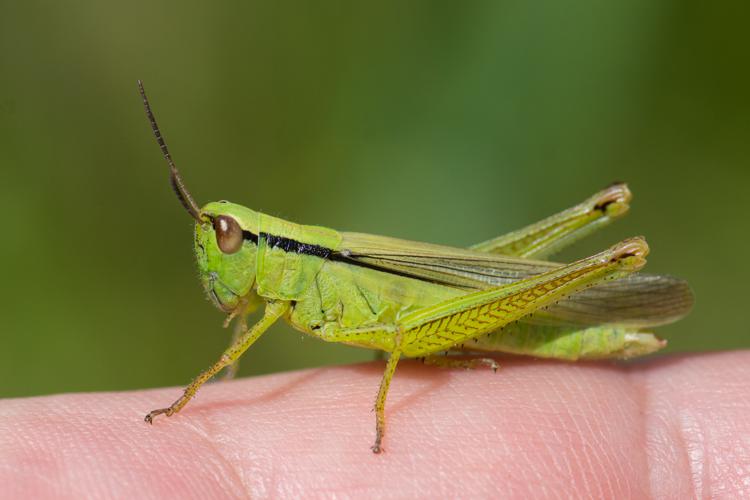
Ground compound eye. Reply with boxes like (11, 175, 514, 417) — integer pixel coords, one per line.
(213, 215, 243, 254)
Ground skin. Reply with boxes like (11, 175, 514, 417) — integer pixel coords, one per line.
(3, 351, 750, 498)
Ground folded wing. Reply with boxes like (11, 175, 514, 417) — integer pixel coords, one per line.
(337, 232, 693, 328)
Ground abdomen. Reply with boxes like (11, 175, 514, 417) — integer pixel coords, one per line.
(466, 323, 666, 360)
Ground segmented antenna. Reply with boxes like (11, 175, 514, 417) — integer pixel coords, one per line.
(137, 80, 202, 222)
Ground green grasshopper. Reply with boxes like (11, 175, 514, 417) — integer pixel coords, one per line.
(137, 81, 693, 453)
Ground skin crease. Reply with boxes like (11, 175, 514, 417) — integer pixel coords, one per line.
(2, 352, 749, 499)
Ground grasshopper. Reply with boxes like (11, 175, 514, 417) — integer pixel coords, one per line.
(137, 81, 693, 453)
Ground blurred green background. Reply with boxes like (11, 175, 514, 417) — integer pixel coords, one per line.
(1, 2, 747, 398)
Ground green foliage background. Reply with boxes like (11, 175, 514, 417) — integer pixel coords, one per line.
(1, 2, 747, 397)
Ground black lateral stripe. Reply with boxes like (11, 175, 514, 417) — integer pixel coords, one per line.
(242, 230, 258, 244)
(258, 232, 332, 258)
(243, 229, 459, 287)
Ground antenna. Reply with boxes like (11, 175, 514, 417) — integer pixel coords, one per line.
(137, 80, 202, 222)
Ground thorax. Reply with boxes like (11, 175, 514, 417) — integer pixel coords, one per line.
(287, 259, 463, 349)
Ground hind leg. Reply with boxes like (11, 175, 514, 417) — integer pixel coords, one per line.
(470, 183, 631, 259)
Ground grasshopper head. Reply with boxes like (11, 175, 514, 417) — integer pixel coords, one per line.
(138, 81, 260, 314)
(195, 202, 260, 312)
